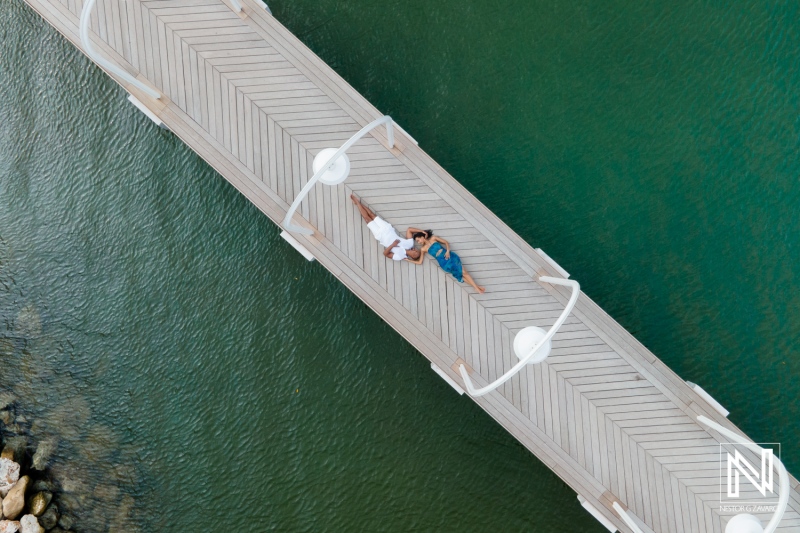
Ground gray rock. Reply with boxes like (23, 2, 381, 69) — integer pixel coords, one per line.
(2, 440, 25, 467)
(18, 515, 42, 533)
(1, 476, 27, 519)
(0, 412, 13, 427)
(15, 305, 42, 338)
(0, 460, 20, 497)
(0, 520, 20, 533)
(37, 507, 56, 531)
(28, 493, 50, 517)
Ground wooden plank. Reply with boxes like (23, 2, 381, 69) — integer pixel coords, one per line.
(107, 0, 124, 61)
(407, 255, 418, 317)
(400, 260, 411, 312)
(290, 137, 302, 217)
(274, 120, 285, 200)
(446, 277, 458, 352)
(144, 5, 163, 91)
(467, 290, 480, 371)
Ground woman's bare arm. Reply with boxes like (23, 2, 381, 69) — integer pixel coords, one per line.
(406, 227, 425, 239)
(434, 236, 451, 258)
(407, 252, 424, 265)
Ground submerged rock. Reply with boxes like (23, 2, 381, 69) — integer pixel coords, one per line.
(0, 460, 20, 497)
(28, 481, 53, 495)
(15, 305, 42, 338)
(107, 494, 134, 532)
(37, 507, 57, 531)
(0, 340, 14, 357)
(42, 398, 89, 441)
(92, 484, 119, 502)
(56, 513, 74, 531)
(2, 476, 28, 519)
(0, 394, 13, 412)
(0, 520, 20, 533)
(31, 439, 57, 471)
(28, 493, 50, 517)
(18, 515, 42, 533)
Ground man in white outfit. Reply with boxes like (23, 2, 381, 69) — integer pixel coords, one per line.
(350, 194, 421, 262)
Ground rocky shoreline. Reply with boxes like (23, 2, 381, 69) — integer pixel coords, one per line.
(0, 395, 73, 533)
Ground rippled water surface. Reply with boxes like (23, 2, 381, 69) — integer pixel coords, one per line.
(1, 0, 799, 531)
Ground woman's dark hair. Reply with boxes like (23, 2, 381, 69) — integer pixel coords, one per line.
(412, 230, 433, 240)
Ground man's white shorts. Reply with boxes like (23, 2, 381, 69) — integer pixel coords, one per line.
(367, 216, 413, 249)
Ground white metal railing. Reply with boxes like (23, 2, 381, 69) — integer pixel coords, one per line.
(612, 502, 646, 533)
(282, 116, 394, 235)
(458, 276, 580, 397)
(79, 0, 160, 100)
(687, 380, 729, 417)
(697, 415, 789, 533)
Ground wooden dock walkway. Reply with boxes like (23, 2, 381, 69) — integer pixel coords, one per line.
(20, 0, 800, 530)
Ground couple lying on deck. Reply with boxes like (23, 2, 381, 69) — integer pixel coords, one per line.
(351, 194, 485, 294)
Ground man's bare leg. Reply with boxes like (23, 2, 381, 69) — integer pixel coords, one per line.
(462, 269, 486, 294)
(350, 193, 377, 223)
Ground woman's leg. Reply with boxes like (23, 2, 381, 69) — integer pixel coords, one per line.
(462, 269, 485, 294)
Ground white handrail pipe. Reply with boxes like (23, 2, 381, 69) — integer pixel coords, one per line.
(459, 276, 580, 397)
(697, 415, 789, 533)
(282, 116, 394, 235)
(79, 0, 161, 100)
(230, 0, 243, 12)
(612, 502, 645, 533)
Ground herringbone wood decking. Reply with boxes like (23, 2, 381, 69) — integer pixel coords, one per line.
(20, 0, 800, 531)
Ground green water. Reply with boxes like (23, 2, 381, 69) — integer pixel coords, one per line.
(1, 0, 799, 531)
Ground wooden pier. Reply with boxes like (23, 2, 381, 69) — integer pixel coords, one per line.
(19, 0, 800, 530)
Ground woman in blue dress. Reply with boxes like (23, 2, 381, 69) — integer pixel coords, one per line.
(408, 230, 485, 293)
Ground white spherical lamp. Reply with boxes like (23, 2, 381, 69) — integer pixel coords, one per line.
(313, 148, 351, 185)
(513, 326, 552, 364)
(725, 514, 763, 533)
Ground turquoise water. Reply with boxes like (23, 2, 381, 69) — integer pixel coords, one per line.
(1, 0, 799, 531)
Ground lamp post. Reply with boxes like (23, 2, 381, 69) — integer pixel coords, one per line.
(512, 325, 551, 364)
(725, 514, 768, 533)
(459, 276, 580, 397)
(282, 116, 394, 235)
(312, 148, 351, 185)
